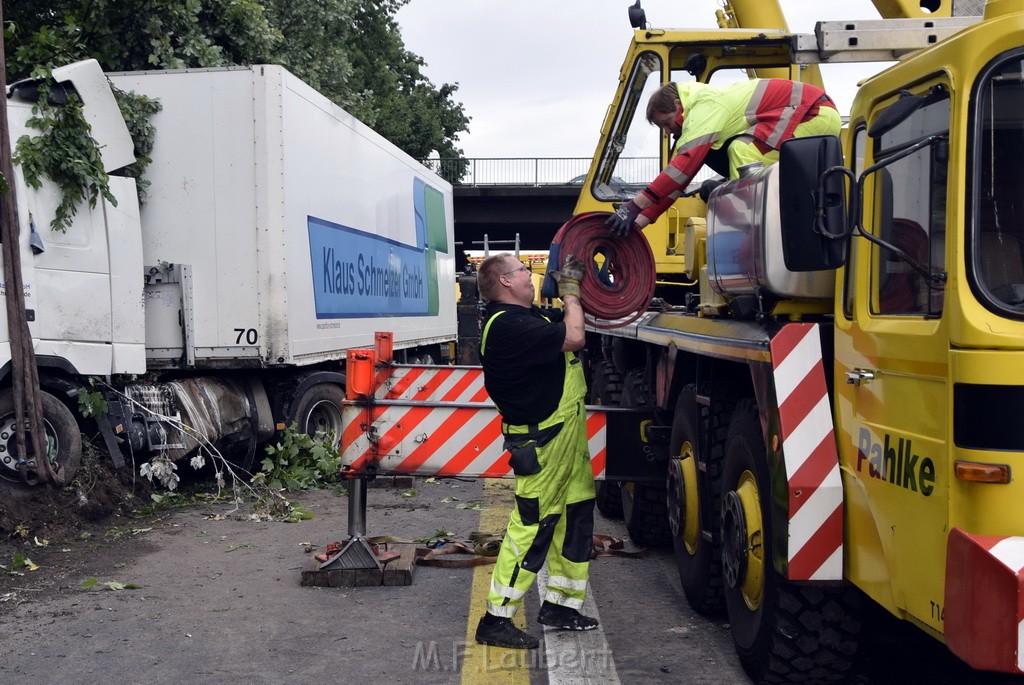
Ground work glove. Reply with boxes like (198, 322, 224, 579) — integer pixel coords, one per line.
(697, 179, 724, 203)
(605, 200, 641, 238)
(551, 254, 586, 300)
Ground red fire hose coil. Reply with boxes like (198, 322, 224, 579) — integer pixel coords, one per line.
(551, 212, 656, 329)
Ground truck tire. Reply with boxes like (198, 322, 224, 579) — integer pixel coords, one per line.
(589, 359, 622, 405)
(619, 367, 671, 547)
(288, 383, 344, 444)
(620, 481, 671, 547)
(667, 384, 726, 616)
(595, 481, 623, 518)
(0, 390, 82, 491)
(721, 399, 860, 683)
(591, 360, 624, 518)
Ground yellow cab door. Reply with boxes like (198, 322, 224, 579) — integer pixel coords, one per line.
(833, 78, 952, 634)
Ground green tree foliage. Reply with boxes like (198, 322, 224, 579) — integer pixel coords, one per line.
(4, 0, 469, 167)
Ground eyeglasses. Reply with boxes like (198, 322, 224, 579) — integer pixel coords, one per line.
(502, 265, 529, 276)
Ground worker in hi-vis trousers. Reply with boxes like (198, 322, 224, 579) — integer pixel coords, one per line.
(606, 78, 842, 237)
(472, 251, 597, 650)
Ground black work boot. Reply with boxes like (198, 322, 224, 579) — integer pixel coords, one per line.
(537, 601, 599, 631)
(475, 612, 540, 649)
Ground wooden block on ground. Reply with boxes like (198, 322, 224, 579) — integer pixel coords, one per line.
(331, 568, 384, 586)
(300, 546, 416, 587)
(382, 543, 418, 586)
(300, 558, 330, 587)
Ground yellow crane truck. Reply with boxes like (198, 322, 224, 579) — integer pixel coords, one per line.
(572, 0, 1024, 680)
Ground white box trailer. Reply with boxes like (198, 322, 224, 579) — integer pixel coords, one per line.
(107, 65, 456, 369)
(0, 60, 458, 488)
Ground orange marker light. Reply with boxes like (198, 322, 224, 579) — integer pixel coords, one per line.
(954, 460, 1011, 484)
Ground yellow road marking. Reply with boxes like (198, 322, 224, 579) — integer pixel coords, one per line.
(460, 479, 532, 684)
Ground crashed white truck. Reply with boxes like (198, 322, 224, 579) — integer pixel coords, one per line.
(0, 59, 457, 490)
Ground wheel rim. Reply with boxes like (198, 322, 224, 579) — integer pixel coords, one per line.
(722, 469, 764, 611)
(0, 414, 59, 482)
(302, 399, 343, 438)
(667, 448, 700, 553)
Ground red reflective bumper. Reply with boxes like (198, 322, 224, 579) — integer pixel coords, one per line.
(945, 528, 1024, 674)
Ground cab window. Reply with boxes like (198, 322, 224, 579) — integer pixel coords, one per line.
(970, 52, 1024, 315)
(868, 91, 948, 317)
(594, 51, 663, 200)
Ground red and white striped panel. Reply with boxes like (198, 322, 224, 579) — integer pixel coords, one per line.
(945, 529, 1024, 674)
(587, 412, 608, 481)
(770, 323, 843, 581)
(369, 365, 491, 403)
(341, 365, 609, 479)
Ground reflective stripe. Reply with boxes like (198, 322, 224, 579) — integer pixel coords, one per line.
(673, 131, 718, 157)
(633, 192, 654, 210)
(746, 79, 770, 124)
(543, 591, 585, 610)
(547, 575, 588, 592)
(479, 310, 508, 357)
(767, 81, 805, 148)
(485, 602, 518, 617)
(491, 578, 529, 600)
(663, 164, 689, 185)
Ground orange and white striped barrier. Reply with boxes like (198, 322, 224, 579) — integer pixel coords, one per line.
(340, 364, 610, 480)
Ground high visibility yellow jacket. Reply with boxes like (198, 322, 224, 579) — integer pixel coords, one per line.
(634, 78, 836, 226)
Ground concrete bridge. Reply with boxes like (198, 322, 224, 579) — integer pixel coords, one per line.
(425, 157, 658, 270)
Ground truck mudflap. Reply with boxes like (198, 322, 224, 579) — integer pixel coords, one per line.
(339, 363, 659, 481)
(945, 529, 1024, 674)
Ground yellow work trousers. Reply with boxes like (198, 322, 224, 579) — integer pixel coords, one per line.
(727, 106, 843, 177)
(485, 401, 596, 617)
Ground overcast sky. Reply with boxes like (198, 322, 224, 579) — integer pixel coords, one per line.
(396, 0, 893, 159)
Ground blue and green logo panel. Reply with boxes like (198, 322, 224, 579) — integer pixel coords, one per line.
(309, 179, 447, 318)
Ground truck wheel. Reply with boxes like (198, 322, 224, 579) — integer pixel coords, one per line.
(620, 481, 671, 547)
(722, 399, 860, 683)
(589, 359, 622, 405)
(619, 367, 670, 547)
(0, 390, 82, 490)
(591, 360, 623, 518)
(595, 480, 623, 518)
(289, 384, 344, 443)
(667, 384, 726, 616)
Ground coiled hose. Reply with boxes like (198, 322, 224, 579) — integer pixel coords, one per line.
(550, 212, 656, 328)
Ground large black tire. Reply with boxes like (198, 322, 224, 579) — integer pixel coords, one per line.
(588, 359, 622, 406)
(0, 390, 82, 490)
(667, 384, 727, 616)
(722, 399, 861, 684)
(591, 360, 624, 518)
(619, 367, 671, 547)
(620, 481, 671, 547)
(288, 383, 344, 444)
(595, 480, 623, 518)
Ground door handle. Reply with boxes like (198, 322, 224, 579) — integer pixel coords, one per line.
(845, 368, 875, 386)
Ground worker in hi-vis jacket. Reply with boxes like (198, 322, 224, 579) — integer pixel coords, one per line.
(606, 78, 841, 237)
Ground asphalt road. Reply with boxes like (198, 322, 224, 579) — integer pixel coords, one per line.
(2, 476, 1024, 684)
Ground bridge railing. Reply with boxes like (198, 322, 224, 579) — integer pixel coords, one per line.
(420, 157, 661, 186)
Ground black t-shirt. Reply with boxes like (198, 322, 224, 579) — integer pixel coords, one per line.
(480, 303, 567, 426)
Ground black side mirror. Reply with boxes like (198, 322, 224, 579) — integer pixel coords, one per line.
(779, 135, 848, 271)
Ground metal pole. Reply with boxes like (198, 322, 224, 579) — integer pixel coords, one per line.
(348, 476, 367, 539)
